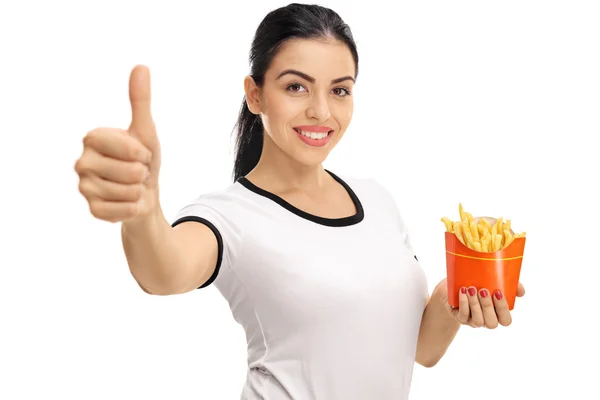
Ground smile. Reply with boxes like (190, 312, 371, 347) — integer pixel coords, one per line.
(293, 127, 334, 148)
(296, 129, 330, 140)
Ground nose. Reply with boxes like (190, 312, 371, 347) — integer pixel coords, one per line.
(306, 93, 331, 122)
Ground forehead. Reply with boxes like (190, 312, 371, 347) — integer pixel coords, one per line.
(267, 38, 355, 80)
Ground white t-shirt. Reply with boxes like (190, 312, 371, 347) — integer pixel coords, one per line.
(172, 170, 429, 400)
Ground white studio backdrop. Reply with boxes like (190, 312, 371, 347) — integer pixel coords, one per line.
(1, 0, 599, 399)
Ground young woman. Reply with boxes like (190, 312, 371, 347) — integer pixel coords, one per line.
(74, 3, 525, 399)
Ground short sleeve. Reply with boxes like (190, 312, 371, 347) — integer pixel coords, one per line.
(171, 190, 242, 289)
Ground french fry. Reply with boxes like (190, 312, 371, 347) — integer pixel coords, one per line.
(483, 218, 492, 230)
(482, 234, 491, 252)
(470, 221, 479, 242)
(459, 203, 466, 222)
(494, 234, 503, 252)
(504, 229, 514, 248)
(453, 221, 464, 244)
(495, 217, 504, 245)
(462, 221, 475, 249)
(441, 217, 453, 232)
(465, 212, 474, 225)
(477, 221, 487, 237)
(442, 204, 525, 253)
(491, 224, 498, 249)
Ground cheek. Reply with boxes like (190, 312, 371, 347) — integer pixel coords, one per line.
(262, 94, 287, 121)
(262, 93, 297, 132)
(334, 101, 354, 129)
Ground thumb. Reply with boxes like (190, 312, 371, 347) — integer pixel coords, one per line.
(128, 65, 157, 144)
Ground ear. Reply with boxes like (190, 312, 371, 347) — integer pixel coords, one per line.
(244, 75, 262, 115)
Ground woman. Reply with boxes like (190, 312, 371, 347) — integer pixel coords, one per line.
(74, 3, 525, 399)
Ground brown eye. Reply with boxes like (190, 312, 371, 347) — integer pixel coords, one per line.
(332, 87, 351, 97)
(287, 83, 306, 93)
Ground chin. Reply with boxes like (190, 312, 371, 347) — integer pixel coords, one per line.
(291, 148, 331, 168)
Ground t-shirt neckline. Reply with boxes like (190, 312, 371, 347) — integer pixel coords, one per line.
(237, 170, 365, 227)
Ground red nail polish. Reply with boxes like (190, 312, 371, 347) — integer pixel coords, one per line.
(468, 287, 476, 296)
(480, 289, 488, 298)
(494, 291, 503, 300)
(460, 287, 467, 294)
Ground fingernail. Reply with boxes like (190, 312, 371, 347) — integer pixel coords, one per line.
(468, 287, 476, 296)
(460, 287, 467, 294)
(479, 289, 488, 298)
(494, 291, 503, 300)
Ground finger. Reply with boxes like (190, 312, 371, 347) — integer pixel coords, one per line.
(83, 128, 152, 164)
(128, 65, 156, 144)
(478, 289, 498, 329)
(79, 174, 143, 202)
(75, 149, 149, 184)
(88, 199, 144, 222)
(492, 291, 512, 326)
(457, 287, 470, 324)
(467, 286, 484, 327)
(517, 282, 526, 297)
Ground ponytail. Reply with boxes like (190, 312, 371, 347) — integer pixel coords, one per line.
(233, 97, 263, 182)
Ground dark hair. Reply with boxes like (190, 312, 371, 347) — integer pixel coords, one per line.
(232, 3, 359, 181)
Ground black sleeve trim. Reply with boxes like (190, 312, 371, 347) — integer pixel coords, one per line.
(171, 216, 223, 289)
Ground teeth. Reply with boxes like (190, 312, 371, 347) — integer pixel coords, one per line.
(299, 130, 329, 140)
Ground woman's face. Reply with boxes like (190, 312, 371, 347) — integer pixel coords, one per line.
(246, 38, 356, 168)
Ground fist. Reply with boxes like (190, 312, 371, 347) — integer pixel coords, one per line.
(75, 65, 162, 222)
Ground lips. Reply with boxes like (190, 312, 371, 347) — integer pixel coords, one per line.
(293, 126, 334, 147)
(293, 125, 333, 133)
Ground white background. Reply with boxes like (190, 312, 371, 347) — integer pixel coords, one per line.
(1, 0, 599, 399)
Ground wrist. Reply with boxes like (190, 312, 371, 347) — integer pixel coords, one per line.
(122, 205, 164, 235)
(431, 283, 461, 326)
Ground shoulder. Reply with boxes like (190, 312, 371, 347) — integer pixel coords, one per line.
(173, 181, 247, 219)
(171, 182, 249, 263)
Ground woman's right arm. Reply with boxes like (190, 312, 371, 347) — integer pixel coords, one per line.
(76, 65, 219, 296)
(121, 208, 219, 295)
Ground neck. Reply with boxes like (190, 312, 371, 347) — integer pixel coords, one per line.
(246, 133, 330, 192)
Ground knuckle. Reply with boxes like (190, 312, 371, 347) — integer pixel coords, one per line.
(131, 163, 148, 181)
(472, 317, 484, 327)
(468, 300, 480, 310)
(486, 320, 499, 329)
(83, 129, 100, 146)
(78, 178, 90, 195)
(82, 134, 92, 147)
(458, 312, 470, 324)
(74, 158, 86, 174)
(126, 145, 140, 160)
(89, 202, 104, 219)
(127, 142, 146, 161)
(129, 184, 143, 200)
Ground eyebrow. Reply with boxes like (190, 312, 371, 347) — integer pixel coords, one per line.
(275, 69, 355, 84)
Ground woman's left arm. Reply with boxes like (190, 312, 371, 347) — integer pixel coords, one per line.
(415, 279, 526, 368)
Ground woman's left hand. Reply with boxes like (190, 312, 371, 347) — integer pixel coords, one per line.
(439, 279, 526, 328)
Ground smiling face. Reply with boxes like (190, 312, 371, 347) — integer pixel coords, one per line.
(245, 38, 356, 168)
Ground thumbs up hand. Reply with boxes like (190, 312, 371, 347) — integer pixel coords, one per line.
(75, 65, 162, 223)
